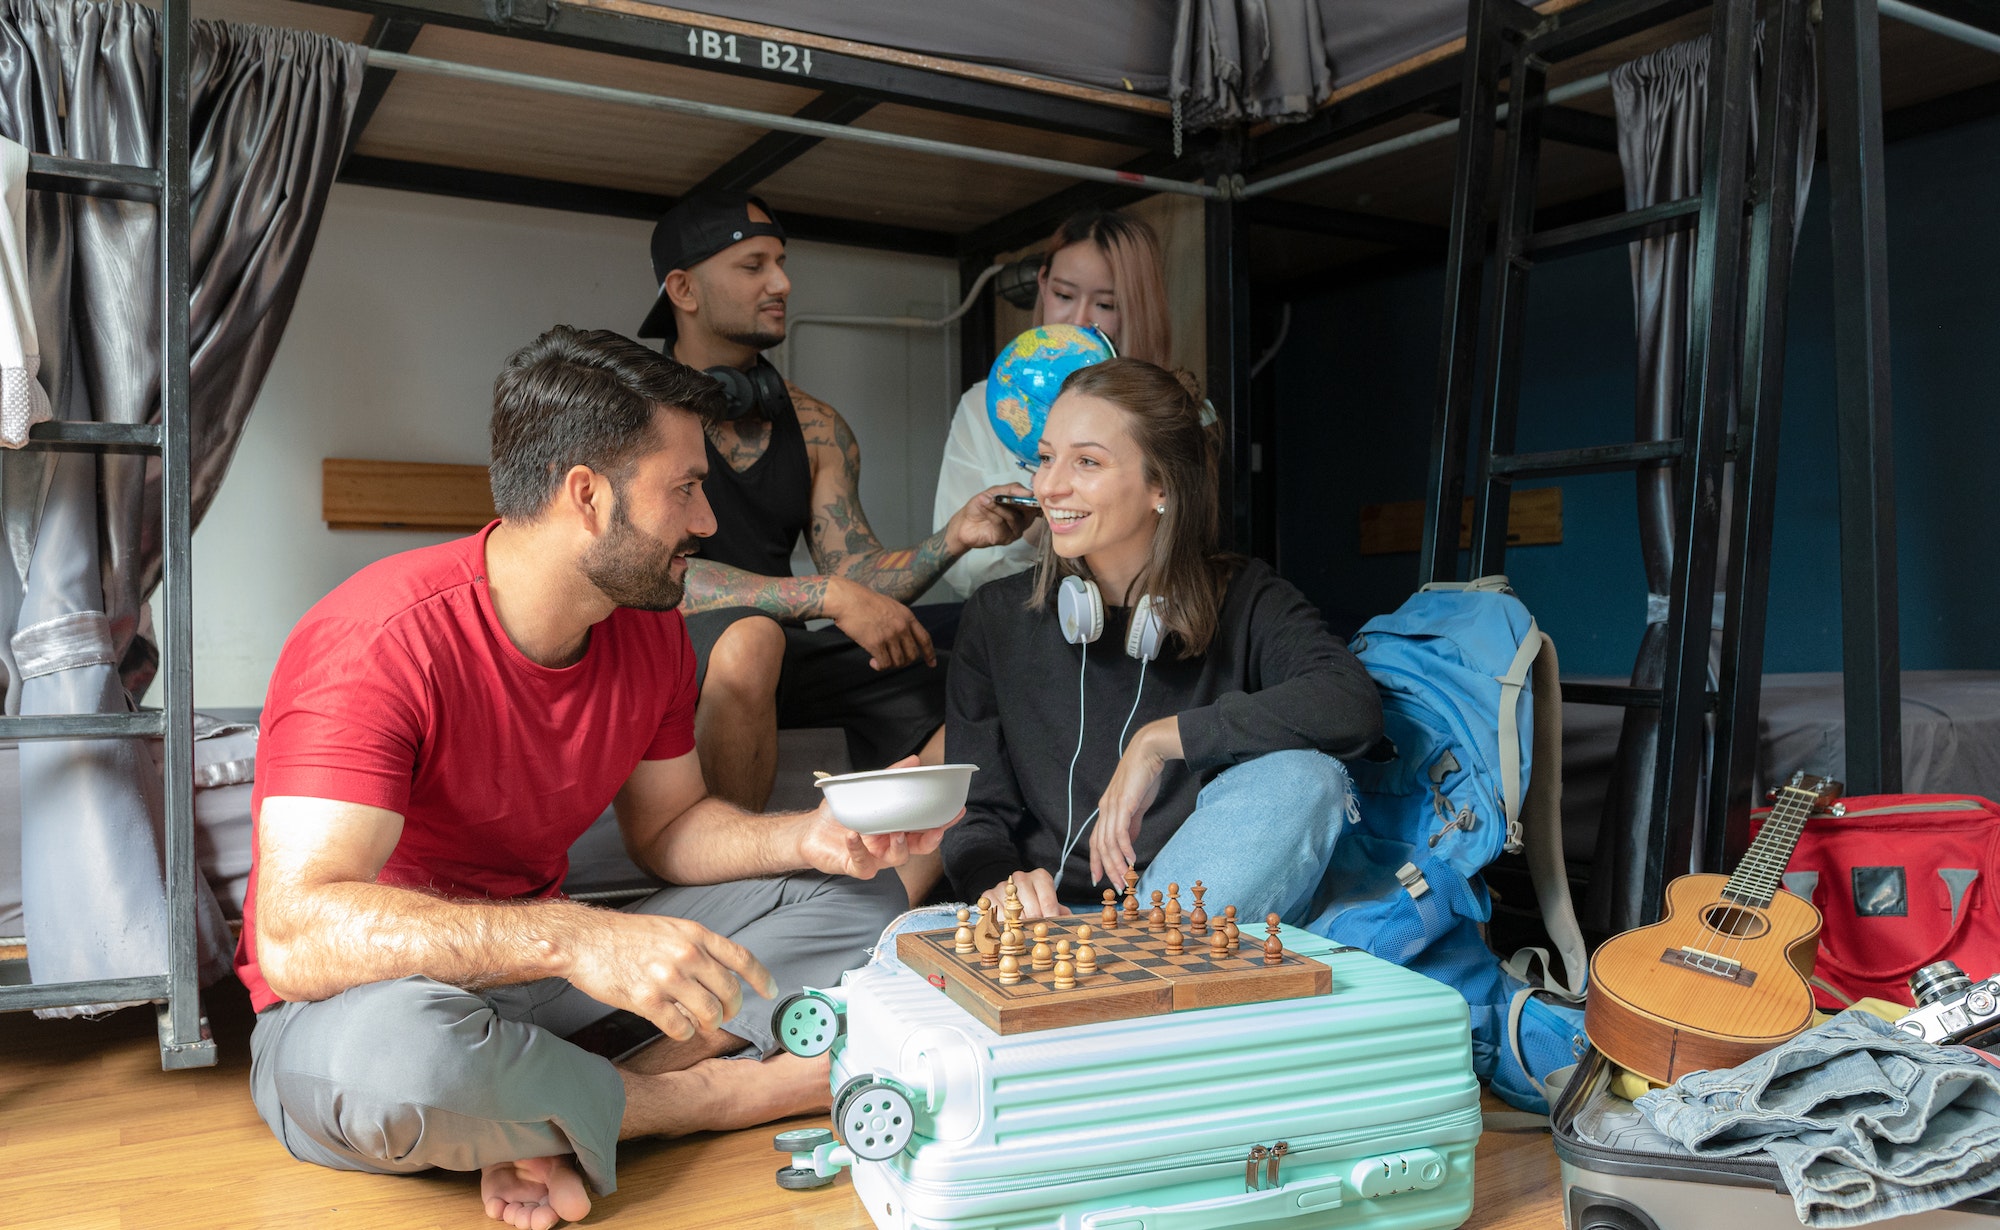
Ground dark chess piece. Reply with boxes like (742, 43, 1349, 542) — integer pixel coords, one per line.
(1190, 881, 1209, 936)
(1102, 889, 1119, 927)
(1148, 890, 1166, 932)
(1264, 912, 1284, 966)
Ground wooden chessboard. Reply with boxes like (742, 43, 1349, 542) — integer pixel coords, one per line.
(897, 918, 1332, 1035)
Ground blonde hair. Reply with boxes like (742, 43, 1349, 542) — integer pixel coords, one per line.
(1028, 358, 1232, 658)
(1030, 210, 1172, 368)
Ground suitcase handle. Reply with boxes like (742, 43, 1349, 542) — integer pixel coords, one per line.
(1080, 1171, 1345, 1230)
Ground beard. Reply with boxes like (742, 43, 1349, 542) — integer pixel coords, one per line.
(581, 502, 697, 612)
(721, 324, 785, 351)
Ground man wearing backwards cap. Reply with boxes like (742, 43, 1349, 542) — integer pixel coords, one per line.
(641, 193, 1031, 888)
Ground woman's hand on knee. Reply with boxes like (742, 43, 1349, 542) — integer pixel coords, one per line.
(985, 869, 1067, 919)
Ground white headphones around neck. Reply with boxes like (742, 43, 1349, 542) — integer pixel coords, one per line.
(1057, 574, 1164, 663)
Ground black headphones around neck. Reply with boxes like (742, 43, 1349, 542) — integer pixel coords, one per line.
(704, 357, 793, 423)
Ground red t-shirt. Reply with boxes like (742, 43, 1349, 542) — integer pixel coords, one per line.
(234, 522, 697, 1011)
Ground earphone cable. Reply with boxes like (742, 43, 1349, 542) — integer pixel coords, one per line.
(1055, 654, 1150, 892)
(1053, 638, 1089, 893)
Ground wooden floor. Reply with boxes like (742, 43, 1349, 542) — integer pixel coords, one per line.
(0, 979, 1565, 1230)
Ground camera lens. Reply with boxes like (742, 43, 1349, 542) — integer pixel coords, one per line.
(1911, 960, 1974, 1007)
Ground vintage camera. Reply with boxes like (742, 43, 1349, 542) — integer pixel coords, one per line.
(1892, 960, 2000, 1045)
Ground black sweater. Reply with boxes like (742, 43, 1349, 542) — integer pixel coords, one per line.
(940, 558, 1384, 903)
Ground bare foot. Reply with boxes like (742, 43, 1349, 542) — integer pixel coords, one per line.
(481, 1155, 592, 1230)
(620, 1050, 832, 1139)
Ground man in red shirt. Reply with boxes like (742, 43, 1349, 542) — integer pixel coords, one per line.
(239, 327, 938, 1230)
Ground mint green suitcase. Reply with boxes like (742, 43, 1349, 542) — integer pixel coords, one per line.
(780, 925, 1481, 1230)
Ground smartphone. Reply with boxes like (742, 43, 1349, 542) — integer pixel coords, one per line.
(993, 493, 1040, 509)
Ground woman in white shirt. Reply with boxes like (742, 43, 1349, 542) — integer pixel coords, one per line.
(932, 210, 1173, 599)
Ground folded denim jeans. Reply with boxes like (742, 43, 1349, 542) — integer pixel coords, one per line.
(1636, 1010, 2000, 1227)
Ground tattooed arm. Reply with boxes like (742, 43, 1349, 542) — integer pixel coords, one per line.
(679, 558, 829, 619)
(794, 386, 1030, 602)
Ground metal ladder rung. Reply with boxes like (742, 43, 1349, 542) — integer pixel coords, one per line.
(1525, 196, 1702, 261)
(0, 712, 167, 740)
(1489, 438, 1684, 478)
(1562, 683, 1719, 712)
(26, 153, 162, 203)
(22, 422, 163, 454)
(0, 970, 169, 1011)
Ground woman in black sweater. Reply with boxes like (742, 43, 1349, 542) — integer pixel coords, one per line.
(941, 359, 1383, 920)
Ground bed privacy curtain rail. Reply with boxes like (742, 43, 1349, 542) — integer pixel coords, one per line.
(1587, 26, 1819, 938)
(0, 0, 363, 1010)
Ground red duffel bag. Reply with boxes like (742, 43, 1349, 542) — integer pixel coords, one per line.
(1751, 793, 2000, 1011)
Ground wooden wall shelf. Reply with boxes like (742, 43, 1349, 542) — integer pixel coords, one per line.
(1359, 486, 1563, 556)
(322, 458, 495, 531)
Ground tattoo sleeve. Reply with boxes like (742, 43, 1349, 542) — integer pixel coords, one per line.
(798, 397, 961, 601)
(837, 529, 957, 602)
(680, 558, 829, 621)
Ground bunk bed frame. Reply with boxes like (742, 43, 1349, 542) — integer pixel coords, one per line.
(5, 0, 1990, 1063)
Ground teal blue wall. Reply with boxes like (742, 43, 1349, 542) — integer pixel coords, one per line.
(1274, 112, 2000, 675)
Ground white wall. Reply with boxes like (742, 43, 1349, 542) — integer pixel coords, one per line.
(190, 183, 961, 709)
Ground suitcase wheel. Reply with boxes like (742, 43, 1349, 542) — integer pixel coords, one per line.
(833, 1077, 916, 1162)
(774, 1127, 835, 1153)
(775, 1164, 835, 1191)
(771, 992, 844, 1058)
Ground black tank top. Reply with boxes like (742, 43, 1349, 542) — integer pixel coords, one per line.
(699, 397, 812, 577)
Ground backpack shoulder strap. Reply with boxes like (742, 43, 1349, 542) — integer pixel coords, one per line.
(1521, 629, 1587, 999)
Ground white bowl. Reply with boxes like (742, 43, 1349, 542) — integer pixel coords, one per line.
(815, 763, 976, 835)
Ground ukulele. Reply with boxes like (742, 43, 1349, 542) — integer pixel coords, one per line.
(1585, 771, 1842, 1085)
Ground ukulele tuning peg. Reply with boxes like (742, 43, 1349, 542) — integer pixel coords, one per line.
(1789, 769, 1805, 786)
(1765, 789, 1779, 802)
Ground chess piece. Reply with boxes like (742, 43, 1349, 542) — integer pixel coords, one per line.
(1122, 870, 1140, 924)
(975, 896, 1001, 966)
(1148, 890, 1166, 932)
(954, 908, 974, 954)
(1075, 924, 1098, 975)
(998, 952, 1022, 985)
(1166, 925, 1183, 955)
(1102, 889, 1118, 927)
(1053, 941, 1076, 990)
(1002, 916, 1025, 960)
(1032, 922, 1054, 971)
(1210, 923, 1229, 959)
(1004, 882, 1025, 930)
(1223, 905, 1240, 952)
(1190, 881, 1209, 936)
(1264, 912, 1284, 966)
(1166, 882, 1182, 929)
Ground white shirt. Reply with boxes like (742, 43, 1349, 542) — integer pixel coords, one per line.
(932, 379, 1043, 601)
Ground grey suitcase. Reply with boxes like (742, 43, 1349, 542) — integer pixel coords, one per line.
(1552, 1046, 2000, 1229)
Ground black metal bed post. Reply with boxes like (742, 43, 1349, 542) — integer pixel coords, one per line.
(1466, 27, 1549, 574)
(1205, 138, 1255, 555)
(1420, 0, 1514, 584)
(1706, 0, 1813, 873)
(158, 0, 207, 1069)
(1822, 0, 1903, 797)
(1641, 0, 1761, 920)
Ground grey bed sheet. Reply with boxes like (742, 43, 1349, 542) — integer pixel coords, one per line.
(1556, 671, 2000, 866)
(0, 725, 851, 936)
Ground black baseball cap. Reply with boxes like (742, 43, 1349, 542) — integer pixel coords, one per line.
(636, 191, 787, 339)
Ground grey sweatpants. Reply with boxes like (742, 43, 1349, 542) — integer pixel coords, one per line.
(248, 869, 905, 1195)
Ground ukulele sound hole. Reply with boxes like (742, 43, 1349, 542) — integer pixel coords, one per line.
(1702, 904, 1770, 940)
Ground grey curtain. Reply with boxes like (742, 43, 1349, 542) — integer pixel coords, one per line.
(1586, 29, 1815, 936)
(1172, 0, 1333, 129)
(0, 0, 362, 1006)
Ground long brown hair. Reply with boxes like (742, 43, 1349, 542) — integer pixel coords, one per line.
(1030, 209, 1173, 368)
(1029, 358, 1231, 658)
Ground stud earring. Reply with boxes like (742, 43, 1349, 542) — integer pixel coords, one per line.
(1155, 503, 1167, 515)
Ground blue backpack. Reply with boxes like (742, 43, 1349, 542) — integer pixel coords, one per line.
(1306, 577, 1589, 1114)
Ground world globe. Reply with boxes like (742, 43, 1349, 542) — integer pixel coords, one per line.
(985, 324, 1115, 465)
